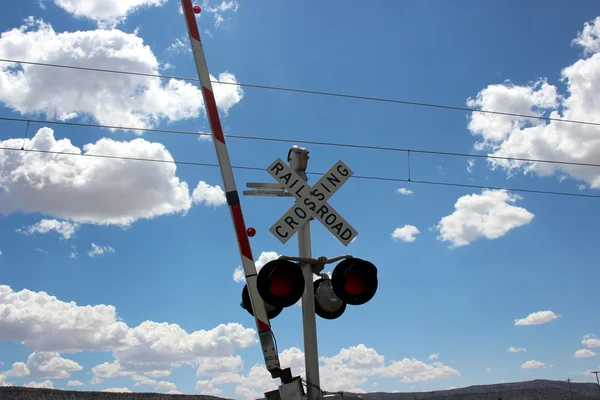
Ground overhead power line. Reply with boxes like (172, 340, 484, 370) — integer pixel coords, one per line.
(1, 116, 599, 170)
(0, 145, 598, 199)
(1, 58, 600, 128)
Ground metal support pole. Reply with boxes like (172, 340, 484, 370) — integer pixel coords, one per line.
(290, 146, 321, 400)
(299, 220, 320, 400)
(567, 378, 574, 400)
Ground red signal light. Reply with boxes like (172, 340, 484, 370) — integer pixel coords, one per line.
(257, 260, 305, 308)
(247, 227, 256, 237)
(193, 5, 201, 13)
(331, 258, 378, 306)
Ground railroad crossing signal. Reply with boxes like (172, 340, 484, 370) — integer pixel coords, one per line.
(267, 158, 358, 246)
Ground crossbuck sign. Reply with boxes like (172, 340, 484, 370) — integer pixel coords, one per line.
(267, 158, 358, 246)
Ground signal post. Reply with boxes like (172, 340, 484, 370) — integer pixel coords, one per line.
(244, 146, 378, 400)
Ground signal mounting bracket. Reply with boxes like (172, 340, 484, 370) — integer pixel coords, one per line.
(278, 254, 354, 275)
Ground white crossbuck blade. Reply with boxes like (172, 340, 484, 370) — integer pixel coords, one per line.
(267, 158, 358, 246)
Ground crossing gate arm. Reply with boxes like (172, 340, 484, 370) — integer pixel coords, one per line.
(180, 0, 285, 380)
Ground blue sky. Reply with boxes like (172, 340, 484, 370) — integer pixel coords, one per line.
(1, 0, 600, 397)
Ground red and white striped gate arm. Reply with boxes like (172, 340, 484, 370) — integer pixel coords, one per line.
(180, 0, 281, 376)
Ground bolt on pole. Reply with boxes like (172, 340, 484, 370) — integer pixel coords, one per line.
(289, 146, 322, 400)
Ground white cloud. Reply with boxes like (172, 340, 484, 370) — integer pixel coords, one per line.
(92, 361, 134, 378)
(397, 188, 413, 195)
(17, 219, 79, 240)
(6, 362, 30, 377)
(35, 248, 49, 254)
(88, 243, 116, 258)
(575, 349, 597, 358)
(197, 355, 243, 376)
(144, 370, 171, 378)
(156, 381, 177, 391)
(428, 353, 440, 360)
(91, 378, 103, 384)
(0, 285, 129, 352)
(582, 334, 600, 348)
(7, 352, 82, 379)
(508, 346, 527, 353)
(192, 181, 226, 208)
(230, 344, 459, 398)
(514, 310, 561, 326)
(131, 374, 176, 391)
(0, 250, 2, 256)
(167, 36, 191, 55)
(67, 380, 84, 386)
(467, 159, 475, 174)
(573, 16, 600, 55)
(24, 380, 54, 388)
(233, 251, 279, 283)
(435, 190, 534, 247)
(0, 19, 243, 129)
(113, 322, 257, 372)
(391, 225, 420, 243)
(52, 0, 168, 27)
(0, 128, 193, 226)
(0, 285, 257, 369)
(102, 387, 132, 393)
(466, 16, 600, 189)
(201, 0, 239, 28)
(521, 360, 545, 369)
(0, 373, 6, 386)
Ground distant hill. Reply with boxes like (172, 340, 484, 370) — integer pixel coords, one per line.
(356, 379, 600, 400)
(0, 387, 230, 400)
(1, 379, 599, 400)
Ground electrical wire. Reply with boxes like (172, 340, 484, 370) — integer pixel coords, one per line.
(1, 145, 598, 199)
(2, 58, 600, 128)
(1, 115, 599, 169)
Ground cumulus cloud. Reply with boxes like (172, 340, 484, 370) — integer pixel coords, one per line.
(113, 322, 257, 372)
(521, 360, 545, 369)
(192, 181, 226, 208)
(102, 387, 132, 393)
(144, 370, 171, 378)
(466, 16, 600, 189)
(0, 19, 243, 129)
(131, 374, 176, 391)
(0, 128, 191, 225)
(391, 225, 420, 243)
(397, 188, 413, 195)
(88, 243, 115, 258)
(229, 344, 459, 398)
(0, 285, 129, 352)
(24, 380, 54, 388)
(428, 353, 440, 360)
(0, 285, 257, 371)
(67, 380, 84, 386)
(574, 349, 597, 358)
(514, 310, 561, 326)
(197, 355, 243, 376)
(508, 346, 527, 353)
(53, 0, 168, 27)
(435, 190, 534, 247)
(582, 334, 600, 348)
(233, 251, 279, 283)
(6, 352, 82, 379)
(17, 219, 79, 240)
